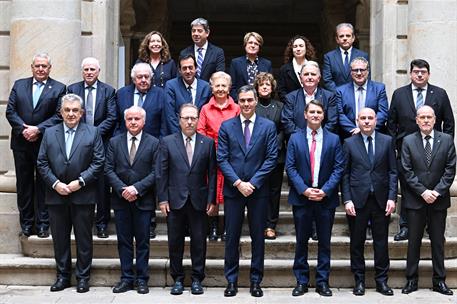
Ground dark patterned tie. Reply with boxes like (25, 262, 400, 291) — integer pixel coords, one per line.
(424, 135, 432, 166)
(129, 137, 137, 165)
(416, 88, 424, 109)
(367, 136, 374, 165)
(85, 86, 94, 125)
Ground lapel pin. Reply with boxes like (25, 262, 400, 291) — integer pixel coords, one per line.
(200, 140, 203, 144)
(430, 90, 434, 94)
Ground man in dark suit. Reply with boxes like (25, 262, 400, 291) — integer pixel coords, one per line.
(158, 103, 217, 295)
(286, 100, 345, 297)
(67, 57, 117, 239)
(217, 85, 278, 298)
(164, 54, 211, 134)
(336, 57, 388, 139)
(105, 106, 159, 294)
(36, 94, 104, 293)
(180, 17, 225, 82)
(115, 62, 167, 238)
(281, 61, 338, 137)
(387, 59, 454, 241)
(322, 23, 369, 92)
(342, 108, 397, 296)
(401, 105, 455, 296)
(6, 52, 66, 238)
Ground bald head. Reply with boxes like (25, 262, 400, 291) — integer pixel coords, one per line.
(357, 107, 377, 136)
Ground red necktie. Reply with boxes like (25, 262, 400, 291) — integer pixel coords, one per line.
(310, 130, 317, 185)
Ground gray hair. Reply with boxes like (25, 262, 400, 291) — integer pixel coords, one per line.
(131, 63, 153, 79)
(416, 105, 435, 117)
(350, 56, 369, 69)
(32, 52, 51, 65)
(124, 105, 147, 121)
(209, 71, 232, 87)
(300, 60, 321, 76)
(61, 93, 83, 107)
(81, 57, 100, 70)
(336, 23, 354, 35)
(191, 17, 210, 32)
(237, 85, 258, 101)
(179, 103, 199, 116)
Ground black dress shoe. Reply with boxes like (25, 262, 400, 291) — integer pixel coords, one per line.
(376, 281, 393, 296)
(250, 282, 263, 297)
(191, 280, 204, 295)
(170, 281, 184, 295)
(224, 282, 237, 297)
(136, 280, 149, 294)
(37, 228, 49, 238)
(96, 228, 109, 238)
(77, 280, 89, 293)
(112, 280, 133, 293)
(402, 279, 418, 294)
(316, 282, 332, 296)
(353, 281, 365, 296)
(311, 223, 318, 241)
(433, 281, 453, 295)
(292, 283, 308, 296)
(21, 227, 33, 237)
(394, 227, 408, 241)
(50, 278, 70, 292)
(366, 227, 373, 240)
(149, 226, 156, 239)
(221, 232, 227, 241)
(208, 224, 219, 242)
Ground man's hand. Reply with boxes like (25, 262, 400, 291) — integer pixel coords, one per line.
(55, 182, 71, 196)
(121, 186, 138, 202)
(345, 201, 356, 216)
(22, 124, 40, 142)
(236, 181, 255, 197)
(303, 188, 326, 201)
(207, 203, 217, 216)
(67, 180, 81, 192)
(159, 202, 170, 216)
(421, 189, 438, 204)
(350, 127, 361, 135)
(385, 200, 396, 216)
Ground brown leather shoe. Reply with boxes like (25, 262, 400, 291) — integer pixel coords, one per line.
(265, 228, 276, 240)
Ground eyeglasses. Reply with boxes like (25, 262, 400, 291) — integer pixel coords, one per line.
(411, 69, 428, 75)
(351, 68, 368, 73)
(180, 116, 198, 122)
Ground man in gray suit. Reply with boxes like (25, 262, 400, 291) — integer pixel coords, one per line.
(37, 94, 104, 293)
(401, 105, 456, 296)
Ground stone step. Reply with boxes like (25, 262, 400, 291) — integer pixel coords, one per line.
(1, 254, 456, 288)
(21, 235, 457, 261)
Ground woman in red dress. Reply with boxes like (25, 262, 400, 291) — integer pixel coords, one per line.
(198, 71, 240, 241)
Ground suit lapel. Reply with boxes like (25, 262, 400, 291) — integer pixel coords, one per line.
(413, 132, 428, 167)
(429, 132, 442, 166)
(373, 133, 383, 167)
(94, 82, 103, 119)
(37, 79, 53, 107)
(131, 133, 147, 165)
(241, 59, 249, 84)
(201, 44, 212, 75)
(425, 84, 436, 107)
(174, 133, 191, 167)
(354, 134, 371, 168)
(120, 133, 130, 164)
(69, 124, 84, 159)
(190, 133, 204, 169)
(234, 118, 247, 154)
(246, 117, 262, 155)
(195, 81, 203, 108)
(334, 49, 347, 81)
(406, 84, 417, 114)
(55, 124, 67, 160)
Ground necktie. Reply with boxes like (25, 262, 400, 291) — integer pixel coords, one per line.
(138, 93, 144, 108)
(33, 82, 44, 108)
(187, 85, 193, 104)
(367, 136, 374, 165)
(85, 86, 94, 125)
(416, 88, 424, 109)
(196, 47, 204, 78)
(244, 120, 251, 148)
(424, 135, 432, 166)
(65, 128, 75, 158)
(357, 86, 365, 119)
(310, 130, 317, 185)
(186, 137, 193, 165)
(129, 136, 137, 165)
(344, 51, 349, 70)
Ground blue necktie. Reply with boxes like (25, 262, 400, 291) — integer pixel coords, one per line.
(33, 82, 44, 108)
(367, 136, 373, 165)
(65, 128, 75, 158)
(416, 88, 424, 109)
(137, 93, 144, 108)
(196, 48, 204, 78)
(344, 51, 349, 70)
(85, 86, 94, 125)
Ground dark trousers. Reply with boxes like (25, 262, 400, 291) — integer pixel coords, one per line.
(224, 196, 268, 284)
(95, 175, 111, 230)
(293, 204, 335, 285)
(350, 194, 390, 284)
(266, 163, 284, 230)
(406, 206, 447, 283)
(397, 157, 409, 228)
(167, 199, 208, 283)
(13, 149, 48, 231)
(48, 203, 94, 281)
(114, 205, 152, 283)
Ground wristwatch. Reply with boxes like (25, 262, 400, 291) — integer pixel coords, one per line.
(78, 177, 84, 187)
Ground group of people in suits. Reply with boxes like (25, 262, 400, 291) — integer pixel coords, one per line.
(5, 16, 456, 298)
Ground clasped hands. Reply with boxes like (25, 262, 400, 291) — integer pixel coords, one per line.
(421, 189, 440, 204)
(303, 188, 326, 201)
(122, 185, 138, 202)
(236, 181, 255, 197)
(55, 180, 81, 196)
(22, 124, 40, 142)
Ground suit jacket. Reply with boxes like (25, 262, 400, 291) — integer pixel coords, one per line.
(336, 80, 388, 138)
(37, 122, 105, 205)
(322, 47, 369, 92)
(217, 116, 278, 199)
(105, 132, 159, 211)
(286, 128, 345, 209)
(387, 83, 455, 152)
(256, 99, 286, 163)
(342, 132, 397, 209)
(157, 132, 217, 211)
(135, 58, 177, 88)
(67, 80, 117, 141)
(6, 77, 66, 151)
(164, 77, 212, 134)
(281, 87, 338, 136)
(180, 42, 225, 82)
(115, 84, 167, 138)
(401, 131, 456, 210)
(277, 62, 302, 103)
(229, 56, 272, 100)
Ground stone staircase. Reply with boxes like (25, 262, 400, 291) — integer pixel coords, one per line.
(1, 178, 457, 289)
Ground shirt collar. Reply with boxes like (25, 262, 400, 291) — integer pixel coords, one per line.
(240, 113, 256, 125)
(195, 41, 208, 51)
(63, 122, 79, 132)
(33, 78, 47, 85)
(353, 81, 368, 91)
(181, 132, 196, 142)
(303, 87, 317, 97)
(339, 46, 353, 55)
(182, 78, 197, 89)
(246, 56, 259, 64)
(128, 130, 142, 142)
(361, 131, 376, 141)
(421, 130, 434, 140)
(306, 126, 322, 136)
(412, 83, 428, 92)
(85, 80, 98, 89)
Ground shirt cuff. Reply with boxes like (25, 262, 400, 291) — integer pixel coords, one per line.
(52, 180, 60, 189)
(233, 179, 241, 187)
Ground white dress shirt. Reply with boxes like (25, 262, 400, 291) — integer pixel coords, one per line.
(307, 127, 323, 187)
